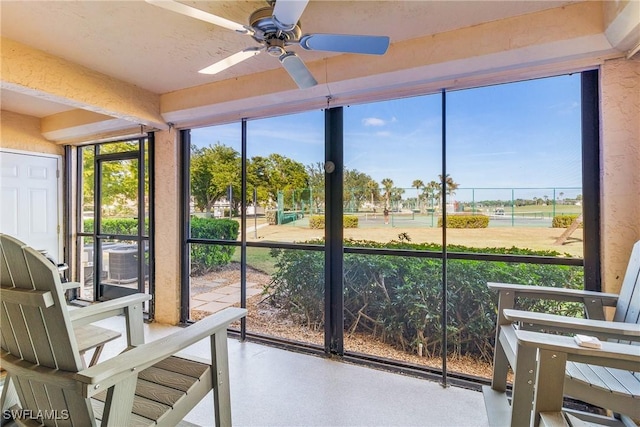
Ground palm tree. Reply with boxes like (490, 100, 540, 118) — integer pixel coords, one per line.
(423, 181, 439, 210)
(412, 179, 424, 211)
(381, 178, 394, 208)
(365, 180, 380, 207)
(438, 174, 459, 197)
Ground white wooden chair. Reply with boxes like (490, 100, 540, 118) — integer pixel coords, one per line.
(0, 234, 128, 367)
(483, 241, 640, 426)
(0, 237, 246, 426)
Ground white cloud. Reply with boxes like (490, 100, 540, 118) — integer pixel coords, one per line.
(362, 117, 386, 127)
(376, 131, 392, 137)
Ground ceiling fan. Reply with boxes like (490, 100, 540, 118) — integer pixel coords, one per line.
(146, 0, 390, 89)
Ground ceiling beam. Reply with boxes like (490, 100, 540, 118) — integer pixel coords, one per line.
(1, 37, 168, 134)
(161, 1, 621, 128)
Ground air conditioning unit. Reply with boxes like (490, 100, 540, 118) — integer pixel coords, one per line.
(108, 247, 138, 282)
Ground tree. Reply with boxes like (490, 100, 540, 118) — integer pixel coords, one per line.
(260, 154, 309, 210)
(438, 174, 460, 198)
(305, 162, 325, 213)
(190, 143, 240, 214)
(423, 181, 439, 210)
(344, 169, 378, 212)
(412, 179, 424, 211)
(82, 141, 142, 216)
(381, 178, 394, 208)
(365, 179, 381, 208)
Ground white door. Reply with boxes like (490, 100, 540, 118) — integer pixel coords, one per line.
(0, 150, 62, 260)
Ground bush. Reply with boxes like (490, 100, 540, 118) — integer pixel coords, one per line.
(553, 214, 582, 228)
(309, 216, 324, 229)
(265, 240, 583, 361)
(344, 215, 359, 228)
(309, 215, 359, 229)
(437, 215, 489, 228)
(190, 217, 239, 274)
(84, 218, 140, 234)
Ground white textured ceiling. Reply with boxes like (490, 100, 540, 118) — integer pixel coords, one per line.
(0, 0, 577, 118)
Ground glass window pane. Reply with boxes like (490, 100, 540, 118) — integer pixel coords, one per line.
(98, 140, 139, 154)
(99, 158, 139, 235)
(190, 123, 241, 226)
(80, 146, 94, 233)
(344, 95, 443, 246)
(343, 253, 443, 371)
(246, 111, 324, 243)
(446, 75, 583, 258)
(248, 246, 324, 347)
(189, 243, 241, 330)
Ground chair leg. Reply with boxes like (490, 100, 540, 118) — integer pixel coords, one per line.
(211, 332, 231, 427)
(511, 344, 537, 427)
(101, 376, 137, 427)
(491, 337, 510, 392)
(532, 349, 567, 427)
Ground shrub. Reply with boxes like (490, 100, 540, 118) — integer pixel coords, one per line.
(553, 214, 582, 228)
(190, 217, 239, 274)
(84, 218, 140, 234)
(309, 216, 324, 229)
(344, 215, 359, 228)
(437, 215, 489, 228)
(309, 215, 359, 229)
(266, 240, 583, 361)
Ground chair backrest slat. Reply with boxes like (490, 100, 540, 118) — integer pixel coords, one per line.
(0, 304, 21, 357)
(613, 241, 640, 325)
(1, 237, 39, 362)
(0, 234, 95, 426)
(0, 234, 35, 289)
(22, 247, 83, 371)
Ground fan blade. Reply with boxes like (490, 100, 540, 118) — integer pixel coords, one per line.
(273, 0, 309, 30)
(199, 48, 262, 75)
(300, 34, 390, 55)
(279, 52, 317, 89)
(146, 0, 251, 34)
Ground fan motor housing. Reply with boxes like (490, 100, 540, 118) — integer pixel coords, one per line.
(249, 6, 301, 45)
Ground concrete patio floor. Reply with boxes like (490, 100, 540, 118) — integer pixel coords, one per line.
(90, 314, 490, 427)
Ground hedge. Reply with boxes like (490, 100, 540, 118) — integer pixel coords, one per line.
(309, 215, 359, 229)
(84, 218, 140, 235)
(265, 240, 583, 361)
(190, 217, 239, 274)
(552, 214, 582, 228)
(437, 215, 489, 228)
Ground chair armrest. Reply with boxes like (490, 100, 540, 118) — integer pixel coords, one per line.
(514, 329, 640, 372)
(488, 283, 619, 306)
(488, 282, 619, 320)
(75, 307, 247, 397)
(504, 309, 640, 341)
(62, 281, 81, 291)
(68, 293, 152, 326)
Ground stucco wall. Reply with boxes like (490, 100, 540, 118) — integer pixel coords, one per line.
(0, 110, 63, 155)
(600, 57, 640, 295)
(153, 128, 182, 324)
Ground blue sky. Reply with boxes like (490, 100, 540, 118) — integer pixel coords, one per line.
(191, 74, 582, 201)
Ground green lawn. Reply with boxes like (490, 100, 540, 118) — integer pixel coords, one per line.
(231, 246, 277, 275)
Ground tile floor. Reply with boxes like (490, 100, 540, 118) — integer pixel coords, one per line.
(89, 314, 490, 427)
